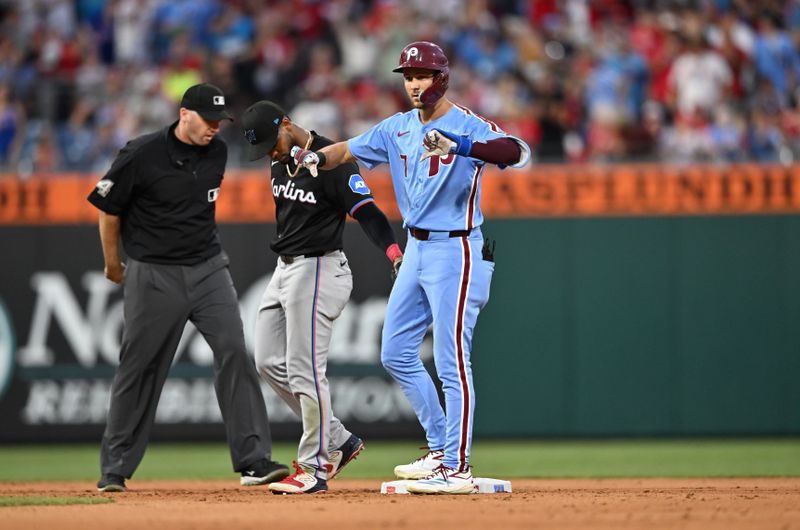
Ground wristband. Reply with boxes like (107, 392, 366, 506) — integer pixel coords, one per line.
(317, 152, 327, 167)
(437, 129, 472, 157)
(386, 243, 403, 263)
(451, 135, 472, 157)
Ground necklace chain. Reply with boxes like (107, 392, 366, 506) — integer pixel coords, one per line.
(288, 135, 313, 178)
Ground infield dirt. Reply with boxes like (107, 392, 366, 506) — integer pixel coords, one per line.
(1, 478, 798, 529)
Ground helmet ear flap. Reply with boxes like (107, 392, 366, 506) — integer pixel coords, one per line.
(420, 67, 449, 105)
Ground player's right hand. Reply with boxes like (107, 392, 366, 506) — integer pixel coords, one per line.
(290, 146, 320, 177)
(105, 261, 126, 284)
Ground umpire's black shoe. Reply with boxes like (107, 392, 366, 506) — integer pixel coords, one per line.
(97, 473, 126, 492)
(327, 434, 365, 479)
(240, 459, 291, 486)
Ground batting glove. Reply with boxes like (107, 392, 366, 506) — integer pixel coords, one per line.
(391, 257, 402, 282)
(420, 129, 472, 161)
(386, 243, 403, 282)
(290, 146, 320, 177)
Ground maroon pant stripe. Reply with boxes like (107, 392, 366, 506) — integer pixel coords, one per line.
(456, 237, 472, 468)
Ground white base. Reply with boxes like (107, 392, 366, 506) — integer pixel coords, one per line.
(380, 477, 512, 494)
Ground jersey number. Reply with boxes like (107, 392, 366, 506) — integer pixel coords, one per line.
(428, 153, 454, 177)
(398, 153, 454, 178)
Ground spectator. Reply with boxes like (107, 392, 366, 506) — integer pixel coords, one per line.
(584, 29, 648, 160)
(709, 103, 746, 162)
(453, 27, 517, 81)
(56, 99, 96, 171)
(332, 11, 381, 80)
(752, 14, 800, 106)
(709, 12, 753, 99)
(748, 108, 785, 161)
(0, 1, 798, 174)
(112, 0, 157, 65)
(0, 84, 24, 169)
(207, 3, 254, 58)
(160, 33, 204, 103)
(668, 33, 733, 121)
(288, 43, 342, 139)
(660, 111, 716, 163)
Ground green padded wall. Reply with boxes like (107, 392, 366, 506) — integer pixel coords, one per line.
(473, 216, 800, 436)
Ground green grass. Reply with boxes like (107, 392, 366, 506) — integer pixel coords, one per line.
(0, 496, 113, 507)
(0, 439, 798, 482)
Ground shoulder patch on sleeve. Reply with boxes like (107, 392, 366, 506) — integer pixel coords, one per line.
(95, 179, 114, 197)
(348, 174, 371, 195)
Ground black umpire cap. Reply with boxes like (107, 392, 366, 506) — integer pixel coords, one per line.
(180, 83, 233, 122)
(241, 100, 287, 161)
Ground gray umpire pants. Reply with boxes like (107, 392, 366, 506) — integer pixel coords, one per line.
(254, 250, 353, 480)
(100, 252, 274, 478)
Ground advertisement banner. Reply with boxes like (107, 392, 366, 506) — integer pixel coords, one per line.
(0, 223, 426, 442)
(3, 164, 800, 226)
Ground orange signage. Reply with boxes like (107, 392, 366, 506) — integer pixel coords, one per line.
(1, 164, 799, 225)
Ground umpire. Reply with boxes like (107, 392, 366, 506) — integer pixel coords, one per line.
(88, 83, 289, 492)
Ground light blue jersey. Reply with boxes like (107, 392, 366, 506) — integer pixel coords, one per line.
(347, 102, 529, 472)
(349, 104, 528, 231)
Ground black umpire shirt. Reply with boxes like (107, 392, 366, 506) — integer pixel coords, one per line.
(87, 121, 226, 265)
(270, 133, 375, 256)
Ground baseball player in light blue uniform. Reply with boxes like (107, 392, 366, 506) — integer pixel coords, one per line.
(290, 41, 530, 494)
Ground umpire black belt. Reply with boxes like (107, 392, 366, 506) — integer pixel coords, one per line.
(279, 250, 334, 264)
(409, 228, 471, 241)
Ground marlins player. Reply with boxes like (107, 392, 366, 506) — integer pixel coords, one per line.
(241, 100, 402, 494)
(290, 41, 531, 494)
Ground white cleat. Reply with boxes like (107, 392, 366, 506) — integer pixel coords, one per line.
(406, 465, 476, 495)
(268, 462, 328, 494)
(393, 448, 444, 479)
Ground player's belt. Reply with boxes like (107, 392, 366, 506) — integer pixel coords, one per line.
(279, 250, 332, 264)
(409, 228, 471, 241)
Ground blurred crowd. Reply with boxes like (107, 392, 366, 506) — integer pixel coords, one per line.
(1, 0, 800, 177)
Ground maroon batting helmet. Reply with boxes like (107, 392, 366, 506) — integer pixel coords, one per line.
(393, 41, 449, 105)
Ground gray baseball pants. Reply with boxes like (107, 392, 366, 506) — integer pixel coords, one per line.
(100, 252, 274, 478)
(254, 250, 353, 480)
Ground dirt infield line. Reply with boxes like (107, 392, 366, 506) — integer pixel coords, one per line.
(1, 478, 798, 530)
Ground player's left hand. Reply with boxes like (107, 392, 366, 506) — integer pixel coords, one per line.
(386, 243, 403, 281)
(421, 130, 454, 161)
(391, 256, 402, 282)
(421, 129, 472, 161)
(104, 261, 126, 284)
(290, 146, 320, 177)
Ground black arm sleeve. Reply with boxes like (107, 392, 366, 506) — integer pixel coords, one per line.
(351, 201, 397, 253)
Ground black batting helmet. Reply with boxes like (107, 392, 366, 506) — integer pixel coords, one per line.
(393, 41, 450, 105)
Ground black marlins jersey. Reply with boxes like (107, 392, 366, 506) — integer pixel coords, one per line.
(269, 133, 375, 256)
